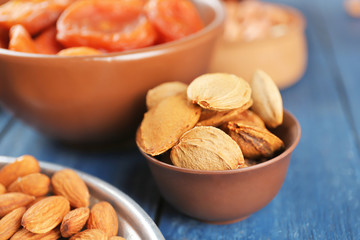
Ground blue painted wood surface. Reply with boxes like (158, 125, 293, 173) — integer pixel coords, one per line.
(158, 0, 360, 239)
(0, 0, 359, 239)
(0, 118, 160, 218)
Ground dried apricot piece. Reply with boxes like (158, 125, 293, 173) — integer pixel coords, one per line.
(57, 47, 102, 56)
(0, 0, 73, 35)
(57, 0, 157, 52)
(8, 24, 37, 53)
(35, 26, 63, 54)
(146, 0, 204, 42)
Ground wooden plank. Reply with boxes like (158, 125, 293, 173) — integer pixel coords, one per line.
(0, 119, 160, 219)
(0, 108, 13, 137)
(158, 0, 360, 239)
(312, 0, 360, 147)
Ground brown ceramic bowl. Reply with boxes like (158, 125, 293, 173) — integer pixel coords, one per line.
(210, 3, 307, 89)
(140, 110, 301, 224)
(0, 0, 225, 142)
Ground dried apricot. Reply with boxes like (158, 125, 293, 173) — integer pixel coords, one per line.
(35, 26, 63, 54)
(57, 0, 157, 52)
(0, 0, 73, 35)
(57, 46, 102, 56)
(146, 0, 204, 42)
(8, 24, 37, 53)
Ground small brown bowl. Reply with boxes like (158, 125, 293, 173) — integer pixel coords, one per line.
(140, 110, 301, 224)
(210, 3, 307, 89)
(0, 0, 225, 143)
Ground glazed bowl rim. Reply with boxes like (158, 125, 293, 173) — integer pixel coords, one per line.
(139, 109, 301, 175)
(0, 0, 225, 60)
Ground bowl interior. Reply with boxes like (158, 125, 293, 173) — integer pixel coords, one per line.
(144, 109, 301, 174)
(0, 0, 225, 59)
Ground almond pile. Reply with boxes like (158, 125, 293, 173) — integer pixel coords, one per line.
(136, 70, 285, 170)
(0, 155, 125, 240)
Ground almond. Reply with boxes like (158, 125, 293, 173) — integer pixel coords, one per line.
(51, 169, 90, 208)
(109, 237, 126, 240)
(26, 196, 47, 208)
(0, 192, 35, 217)
(70, 229, 107, 240)
(22, 196, 70, 234)
(60, 207, 90, 238)
(10, 228, 60, 240)
(0, 183, 5, 195)
(87, 201, 118, 237)
(8, 173, 50, 197)
(0, 155, 40, 187)
(0, 207, 26, 240)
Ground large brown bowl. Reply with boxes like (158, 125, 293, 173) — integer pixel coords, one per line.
(140, 110, 301, 224)
(0, 0, 225, 142)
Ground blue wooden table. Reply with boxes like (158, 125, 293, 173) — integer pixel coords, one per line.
(1, 0, 360, 239)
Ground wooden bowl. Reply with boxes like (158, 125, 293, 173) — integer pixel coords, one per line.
(140, 110, 301, 224)
(0, 0, 225, 142)
(210, 3, 307, 89)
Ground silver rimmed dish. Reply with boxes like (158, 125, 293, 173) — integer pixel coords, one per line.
(0, 156, 164, 240)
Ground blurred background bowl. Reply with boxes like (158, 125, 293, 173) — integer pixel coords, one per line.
(140, 110, 301, 224)
(0, 0, 225, 143)
(210, 2, 307, 89)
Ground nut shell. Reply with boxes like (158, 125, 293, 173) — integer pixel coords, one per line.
(171, 126, 244, 170)
(187, 73, 252, 111)
(146, 81, 188, 109)
(196, 100, 253, 127)
(137, 93, 201, 156)
(222, 121, 284, 159)
(229, 109, 266, 128)
(251, 69, 283, 128)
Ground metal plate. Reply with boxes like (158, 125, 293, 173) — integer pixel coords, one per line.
(0, 156, 164, 240)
